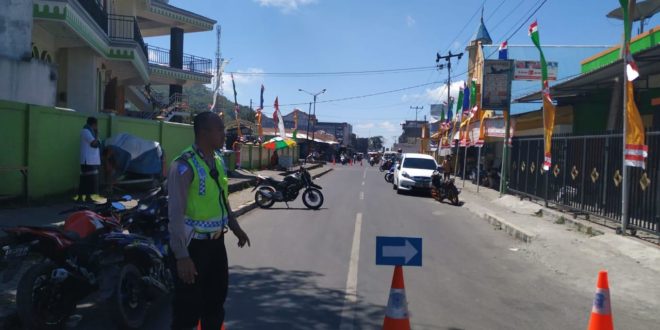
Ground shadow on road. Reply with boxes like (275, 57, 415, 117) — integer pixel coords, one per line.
(225, 266, 383, 329)
(264, 207, 329, 211)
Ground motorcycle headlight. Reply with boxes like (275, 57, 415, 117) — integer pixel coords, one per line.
(401, 171, 411, 178)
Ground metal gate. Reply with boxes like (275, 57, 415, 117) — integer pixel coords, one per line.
(509, 131, 660, 236)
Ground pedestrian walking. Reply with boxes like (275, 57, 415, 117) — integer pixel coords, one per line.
(168, 111, 251, 330)
(77, 117, 100, 203)
(442, 155, 453, 180)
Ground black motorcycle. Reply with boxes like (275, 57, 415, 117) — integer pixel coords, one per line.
(431, 171, 461, 206)
(253, 166, 324, 209)
(111, 186, 173, 329)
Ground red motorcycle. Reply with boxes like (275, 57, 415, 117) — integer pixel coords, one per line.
(0, 200, 128, 329)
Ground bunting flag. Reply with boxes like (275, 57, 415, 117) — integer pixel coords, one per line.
(230, 73, 242, 137)
(462, 83, 471, 115)
(529, 21, 556, 171)
(446, 96, 454, 124)
(272, 97, 279, 124)
(454, 89, 464, 123)
(274, 97, 286, 139)
(255, 109, 263, 141)
(620, 0, 647, 168)
(293, 110, 299, 139)
(259, 84, 265, 110)
(498, 41, 508, 60)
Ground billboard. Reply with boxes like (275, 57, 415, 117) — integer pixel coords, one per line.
(513, 60, 558, 81)
(482, 59, 514, 110)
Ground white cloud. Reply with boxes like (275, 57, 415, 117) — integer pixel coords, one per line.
(254, 0, 317, 13)
(406, 15, 416, 27)
(401, 93, 424, 102)
(355, 122, 375, 129)
(425, 80, 465, 104)
(378, 121, 398, 133)
(221, 67, 265, 98)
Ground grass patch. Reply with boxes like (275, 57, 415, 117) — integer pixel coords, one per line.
(554, 216, 566, 224)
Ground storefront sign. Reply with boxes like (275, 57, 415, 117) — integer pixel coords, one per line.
(513, 60, 558, 81)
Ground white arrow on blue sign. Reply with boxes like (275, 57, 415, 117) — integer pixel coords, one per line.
(376, 236, 422, 267)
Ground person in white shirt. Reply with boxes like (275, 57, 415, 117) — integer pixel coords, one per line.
(77, 117, 101, 203)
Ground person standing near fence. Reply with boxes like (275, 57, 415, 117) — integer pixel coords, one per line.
(77, 117, 101, 203)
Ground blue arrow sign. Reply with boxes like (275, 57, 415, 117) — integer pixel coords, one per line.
(376, 236, 422, 267)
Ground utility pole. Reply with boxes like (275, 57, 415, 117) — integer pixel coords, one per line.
(410, 106, 424, 125)
(436, 50, 463, 177)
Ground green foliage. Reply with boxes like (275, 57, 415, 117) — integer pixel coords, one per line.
(368, 136, 384, 151)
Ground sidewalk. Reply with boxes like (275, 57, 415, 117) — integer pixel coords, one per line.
(455, 178, 660, 321)
(0, 164, 327, 229)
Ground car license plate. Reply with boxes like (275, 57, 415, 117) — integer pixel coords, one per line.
(415, 182, 427, 188)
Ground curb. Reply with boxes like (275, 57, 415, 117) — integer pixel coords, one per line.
(482, 213, 535, 243)
(228, 178, 257, 194)
(234, 167, 333, 219)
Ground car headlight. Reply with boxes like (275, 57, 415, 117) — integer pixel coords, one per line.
(401, 171, 411, 178)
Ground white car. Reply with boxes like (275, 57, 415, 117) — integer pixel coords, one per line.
(393, 153, 439, 194)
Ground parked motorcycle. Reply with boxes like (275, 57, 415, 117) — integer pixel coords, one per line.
(111, 186, 173, 329)
(253, 166, 324, 209)
(0, 199, 129, 329)
(431, 171, 461, 205)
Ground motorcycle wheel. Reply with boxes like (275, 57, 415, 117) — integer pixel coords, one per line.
(17, 261, 76, 329)
(110, 263, 147, 329)
(449, 191, 460, 206)
(254, 187, 276, 209)
(302, 188, 324, 209)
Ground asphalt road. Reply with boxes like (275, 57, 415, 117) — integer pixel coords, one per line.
(64, 164, 656, 329)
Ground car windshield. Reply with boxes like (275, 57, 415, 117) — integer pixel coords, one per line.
(403, 158, 437, 170)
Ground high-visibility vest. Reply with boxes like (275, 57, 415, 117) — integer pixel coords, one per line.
(176, 146, 229, 233)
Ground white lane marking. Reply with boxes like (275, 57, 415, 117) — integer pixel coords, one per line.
(363, 170, 367, 179)
(361, 181, 365, 186)
(339, 213, 362, 330)
(359, 191, 364, 200)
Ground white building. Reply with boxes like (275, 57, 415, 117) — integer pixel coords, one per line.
(2, 0, 215, 120)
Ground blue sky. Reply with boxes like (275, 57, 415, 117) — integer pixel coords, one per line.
(147, 0, 659, 147)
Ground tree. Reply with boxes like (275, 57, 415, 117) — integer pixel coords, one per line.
(368, 136, 384, 151)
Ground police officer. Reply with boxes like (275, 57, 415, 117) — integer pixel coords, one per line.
(168, 111, 250, 330)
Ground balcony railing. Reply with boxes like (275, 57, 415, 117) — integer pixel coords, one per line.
(108, 14, 147, 58)
(147, 45, 212, 75)
(77, 0, 108, 33)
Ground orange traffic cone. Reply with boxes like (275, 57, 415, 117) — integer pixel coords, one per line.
(197, 321, 226, 330)
(383, 265, 411, 330)
(587, 271, 613, 330)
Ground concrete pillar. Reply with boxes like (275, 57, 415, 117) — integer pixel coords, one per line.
(66, 48, 99, 113)
(0, 0, 33, 60)
(169, 27, 184, 98)
(606, 78, 622, 131)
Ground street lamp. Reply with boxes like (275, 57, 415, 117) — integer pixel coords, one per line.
(298, 88, 326, 156)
